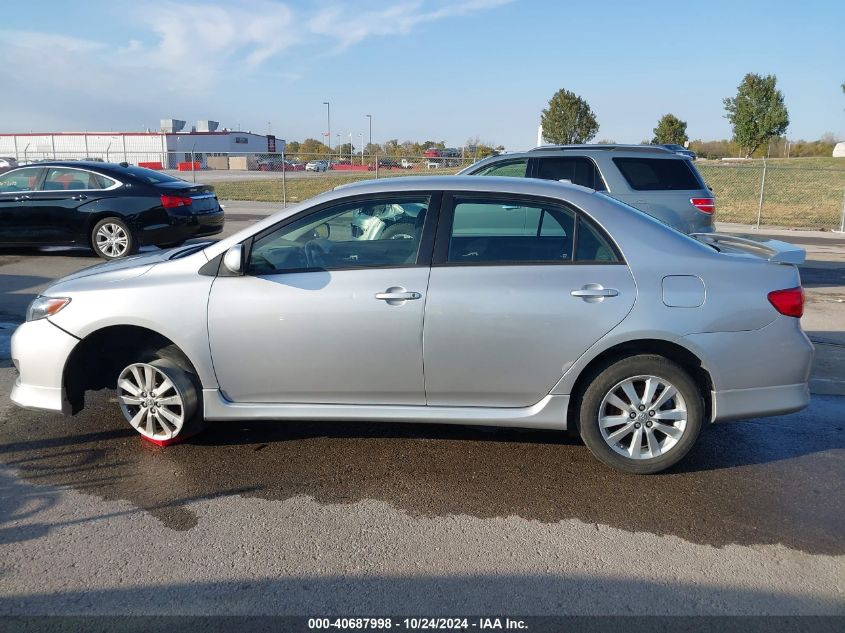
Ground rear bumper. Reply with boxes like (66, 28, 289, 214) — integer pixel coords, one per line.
(712, 383, 810, 423)
(10, 318, 78, 414)
(680, 315, 814, 422)
(139, 209, 225, 245)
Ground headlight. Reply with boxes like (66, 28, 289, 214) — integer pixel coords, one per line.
(26, 296, 71, 322)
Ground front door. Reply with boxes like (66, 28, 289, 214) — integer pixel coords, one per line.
(207, 192, 438, 405)
(423, 193, 636, 407)
(0, 167, 44, 244)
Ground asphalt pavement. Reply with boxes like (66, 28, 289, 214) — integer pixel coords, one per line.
(0, 207, 843, 617)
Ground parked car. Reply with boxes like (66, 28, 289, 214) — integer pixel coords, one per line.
(0, 161, 224, 259)
(10, 176, 812, 474)
(458, 144, 713, 233)
(305, 160, 329, 172)
(660, 144, 697, 160)
(0, 157, 18, 174)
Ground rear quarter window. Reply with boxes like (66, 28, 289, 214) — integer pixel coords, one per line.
(612, 157, 702, 191)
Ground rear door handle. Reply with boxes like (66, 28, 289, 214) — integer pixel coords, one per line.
(375, 286, 422, 304)
(14, 195, 31, 201)
(571, 284, 619, 302)
(375, 291, 422, 301)
(71, 194, 88, 201)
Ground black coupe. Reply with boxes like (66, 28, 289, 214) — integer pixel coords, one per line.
(0, 161, 224, 259)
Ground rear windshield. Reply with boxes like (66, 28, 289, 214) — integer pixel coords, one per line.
(612, 157, 702, 191)
(122, 166, 184, 185)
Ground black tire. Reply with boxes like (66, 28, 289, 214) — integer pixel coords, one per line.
(577, 354, 704, 474)
(91, 217, 138, 260)
(381, 222, 416, 240)
(116, 347, 207, 446)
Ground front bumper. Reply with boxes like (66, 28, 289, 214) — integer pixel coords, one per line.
(10, 318, 79, 414)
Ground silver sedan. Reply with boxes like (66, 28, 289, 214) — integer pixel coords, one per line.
(10, 176, 813, 473)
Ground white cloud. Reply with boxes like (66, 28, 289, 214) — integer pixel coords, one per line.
(0, 0, 511, 128)
(308, 0, 512, 51)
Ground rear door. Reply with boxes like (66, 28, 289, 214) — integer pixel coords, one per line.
(423, 192, 636, 407)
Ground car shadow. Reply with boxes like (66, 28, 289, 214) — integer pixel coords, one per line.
(0, 384, 841, 554)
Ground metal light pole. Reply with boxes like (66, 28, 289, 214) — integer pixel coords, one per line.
(322, 101, 331, 155)
(336, 134, 341, 159)
(366, 114, 372, 158)
(349, 133, 353, 163)
(359, 133, 364, 166)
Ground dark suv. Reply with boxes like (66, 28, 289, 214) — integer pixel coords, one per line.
(458, 145, 714, 233)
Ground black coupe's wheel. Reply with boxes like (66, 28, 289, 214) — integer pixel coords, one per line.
(578, 354, 704, 474)
(91, 217, 137, 260)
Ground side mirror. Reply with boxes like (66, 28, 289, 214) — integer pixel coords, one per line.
(222, 244, 244, 275)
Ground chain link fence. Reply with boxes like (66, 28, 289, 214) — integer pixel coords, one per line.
(697, 161, 845, 231)
(9, 150, 845, 230)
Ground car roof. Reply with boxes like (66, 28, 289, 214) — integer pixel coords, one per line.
(333, 175, 598, 200)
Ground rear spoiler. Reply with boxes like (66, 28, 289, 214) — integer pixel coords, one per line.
(690, 233, 806, 265)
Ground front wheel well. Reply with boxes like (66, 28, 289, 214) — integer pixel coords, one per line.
(565, 339, 713, 432)
(63, 325, 196, 414)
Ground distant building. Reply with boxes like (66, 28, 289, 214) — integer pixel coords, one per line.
(833, 142, 845, 158)
(0, 119, 284, 168)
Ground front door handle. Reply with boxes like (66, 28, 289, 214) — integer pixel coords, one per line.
(14, 195, 31, 202)
(375, 286, 422, 305)
(571, 284, 619, 302)
(71, 194, 88, 201)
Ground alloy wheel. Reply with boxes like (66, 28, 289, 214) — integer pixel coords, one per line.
(598, 374, 688, 460)
(96, 222, 129, 258)
(117, 363, 186, 441)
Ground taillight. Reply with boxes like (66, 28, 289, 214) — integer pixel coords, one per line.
(160, 194, 193, 208)
(767, 287, 804, 318)
(690, 197, 715, 214)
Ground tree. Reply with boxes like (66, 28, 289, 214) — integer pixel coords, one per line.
(651, 113, 688, 145)
(540, 89, 599, 144)
(298, 138, 330, 154)
(723, 73, 789, 158)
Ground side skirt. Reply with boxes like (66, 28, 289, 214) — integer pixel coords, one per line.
(202, 390, 570, 431)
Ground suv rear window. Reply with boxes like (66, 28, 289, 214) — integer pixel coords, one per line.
(612, 157, 701, 191)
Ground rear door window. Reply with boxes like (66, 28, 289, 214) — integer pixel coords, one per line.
(535, 157, 606, 191)
(43, 168, 115, 191)
(612, 157, 702, 191)
(472, 159, 528, 177)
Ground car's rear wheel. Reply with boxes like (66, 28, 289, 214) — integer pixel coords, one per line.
(578, 355, 703, 474)
(91, 217, 137, 260)
(116, 356, 206, 446)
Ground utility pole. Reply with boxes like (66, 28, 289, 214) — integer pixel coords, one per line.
(323, 101, 331, 155)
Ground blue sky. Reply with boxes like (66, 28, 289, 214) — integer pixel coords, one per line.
(2, 0, 843, 150)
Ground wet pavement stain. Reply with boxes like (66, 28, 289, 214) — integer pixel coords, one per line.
(0, 378, 842, 555)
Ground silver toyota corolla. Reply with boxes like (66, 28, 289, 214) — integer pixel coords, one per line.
(10, 176, 813, 474)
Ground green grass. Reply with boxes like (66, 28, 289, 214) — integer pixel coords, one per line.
(214, 158, 845, 230)
(697, 160, 845, 229)
(213, 167, 465, 205)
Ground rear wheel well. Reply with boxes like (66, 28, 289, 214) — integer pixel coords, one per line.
(566, 339, 713, 432)
(63, 325, 196, 414)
